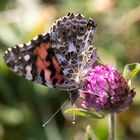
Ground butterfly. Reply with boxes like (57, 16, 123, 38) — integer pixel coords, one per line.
(4, 13, 97, 104)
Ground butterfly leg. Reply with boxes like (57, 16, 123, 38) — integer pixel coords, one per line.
(69, 89, 79, 105)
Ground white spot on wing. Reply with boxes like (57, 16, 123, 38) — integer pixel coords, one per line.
(56, 54, 65, 62)
(25, 65, 33, 80)
(77, 35, 84, 40)
(18, 44, 24, 48)
(24, 55, 30, 61)
(8, 48, 12, 51)
(13, 66, 18, 72)
(33, 36, 38, 40)
(26, 41, 31, 46)
(18, 56, 22, 60)
(63, 68, 70, 75)
(68, 42, 77, 52)
(5, 51, 8, 54)
(42, 33, 47, 36)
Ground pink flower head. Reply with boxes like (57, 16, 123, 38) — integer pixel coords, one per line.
(81, 65, 136, 113)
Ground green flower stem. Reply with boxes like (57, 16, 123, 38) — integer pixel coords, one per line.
(109, 113, 115, 140)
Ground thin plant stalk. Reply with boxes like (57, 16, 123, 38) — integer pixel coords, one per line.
(109, 113, 115, 140)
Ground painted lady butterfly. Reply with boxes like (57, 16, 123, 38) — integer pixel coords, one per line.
(4, 13, 97, 103)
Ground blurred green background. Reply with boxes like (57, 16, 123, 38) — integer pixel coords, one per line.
(0, 0, 140, 140)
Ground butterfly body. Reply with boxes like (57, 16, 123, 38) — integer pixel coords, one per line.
(4, 13, 97, 102)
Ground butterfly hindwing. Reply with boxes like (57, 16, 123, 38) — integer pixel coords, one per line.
(48, 13, 97, 90)
(4, 33, 64, 88)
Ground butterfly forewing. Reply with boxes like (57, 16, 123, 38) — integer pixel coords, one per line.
(4, 33, 65, 87)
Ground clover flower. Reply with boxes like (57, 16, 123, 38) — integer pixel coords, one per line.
(81, 65, 136, 113)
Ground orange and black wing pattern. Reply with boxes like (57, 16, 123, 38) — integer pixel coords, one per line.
(4, 33, 64, 88)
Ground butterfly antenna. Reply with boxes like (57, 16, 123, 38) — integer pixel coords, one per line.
(72, 103, 76, 124)
(43, 100, 69, 127)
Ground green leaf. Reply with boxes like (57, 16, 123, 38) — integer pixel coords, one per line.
(65, 108, 104, 119)
(123, 63, 140, 84)
(86, 125, 97, 140)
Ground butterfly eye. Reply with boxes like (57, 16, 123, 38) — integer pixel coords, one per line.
(79, 26, 86, 34)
